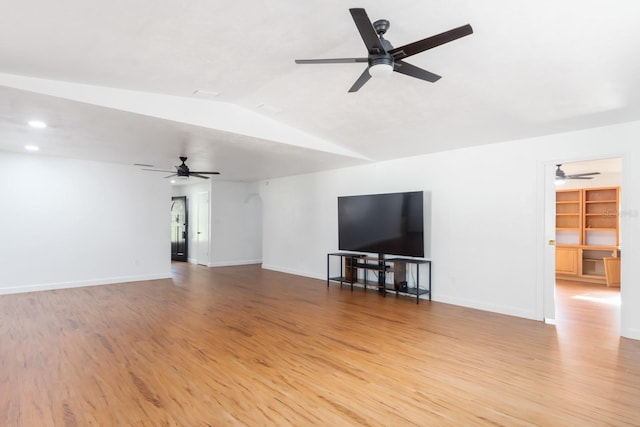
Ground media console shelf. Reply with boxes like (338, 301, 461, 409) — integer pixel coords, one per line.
(327, 253, 432, 304)
(326, 252, 367, 291)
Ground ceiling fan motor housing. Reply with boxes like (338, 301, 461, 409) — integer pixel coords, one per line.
(373, 19, 390, 35)
(369, 18, 394, 77)
(177, 164, 189, 177)
(177, 156, 190, 176)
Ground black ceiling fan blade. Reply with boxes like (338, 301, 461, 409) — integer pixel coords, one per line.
(348, 68, 372, 93)
(142, 168, 175, 173)
(566, 172, 601, 178)
(389, 24, 473, 61)
(164, 173, 177, 179)
(564, 172, 600, 179)
(190, 171, 220, 175)
(190, 173, 211, 179)
(295, 58, 368, 64)
(349, 8, 386, 54)
(393, 60, 441, 82)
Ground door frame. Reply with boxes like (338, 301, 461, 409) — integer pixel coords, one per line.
(541, 155, 625, 333)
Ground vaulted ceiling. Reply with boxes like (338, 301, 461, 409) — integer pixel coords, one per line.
(1, 1, 639, 181)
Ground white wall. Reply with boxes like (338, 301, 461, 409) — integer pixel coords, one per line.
(260, 120, 640, 340)
(210, 181, 263, 266)
(0, 152, 171, 293)
(171, 180, 263, 267)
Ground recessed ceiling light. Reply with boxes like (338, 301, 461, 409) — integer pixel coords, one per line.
(25, 145, 39, 151)
(170, 180, 176, 184)
(28, 120, 47, 128)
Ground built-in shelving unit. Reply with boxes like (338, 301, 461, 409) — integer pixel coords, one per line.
(555, 187, 620, 285)
(556, 189, 582, 245)
(583, 187, 619, 247)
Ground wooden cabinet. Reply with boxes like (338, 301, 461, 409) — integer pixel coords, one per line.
(581, 248, 617, 280)
(555, 187, 620, 283)
(603, 257, 621, 287)
(556, 247, 579, 275)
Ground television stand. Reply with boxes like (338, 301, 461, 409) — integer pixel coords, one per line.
(327, 253, 432, 304)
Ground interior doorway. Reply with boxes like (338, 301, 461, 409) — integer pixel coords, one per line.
(171, 196, 188, 261)
(552, 158, 622, 332)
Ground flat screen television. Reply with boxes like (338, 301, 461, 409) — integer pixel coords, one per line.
(338, 191, 424, 258)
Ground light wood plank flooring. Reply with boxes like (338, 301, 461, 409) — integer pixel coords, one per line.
(1, 264, 639, 426)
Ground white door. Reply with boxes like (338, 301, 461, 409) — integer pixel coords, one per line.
(197, 191, 210, 266)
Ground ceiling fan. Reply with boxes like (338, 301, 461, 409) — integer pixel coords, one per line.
(555, 164, 600, 181)
(294, 8, 473, 92)
(142, 157, 220, 179)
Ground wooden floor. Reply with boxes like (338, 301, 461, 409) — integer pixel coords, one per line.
(1, 265, 639, 426)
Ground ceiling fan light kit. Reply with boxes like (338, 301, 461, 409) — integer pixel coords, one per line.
(368, 57, 394, 77)
(295, 8, 473, 92)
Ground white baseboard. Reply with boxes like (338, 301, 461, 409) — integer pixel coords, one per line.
(621, 327, 640, 341)
(261, 264, 324, 281)
(208, 259, 262, 267)
(435, 295, 539, 321)
(0, 272, 172, 295)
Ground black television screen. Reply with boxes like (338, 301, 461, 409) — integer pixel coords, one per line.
(338, 191, 424, 258)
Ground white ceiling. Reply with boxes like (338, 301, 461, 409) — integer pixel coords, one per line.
(1, 1, 639, 181)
